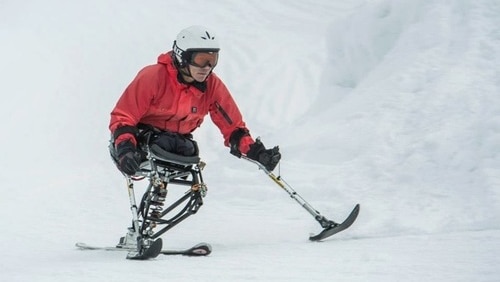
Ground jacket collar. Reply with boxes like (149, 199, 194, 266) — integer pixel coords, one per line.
(158, 52, 207, 92)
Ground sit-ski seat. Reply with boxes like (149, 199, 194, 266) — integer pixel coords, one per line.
(149, 144, 200, 166)
(133, 143, 203, 184)
(135, 144, 200, 175)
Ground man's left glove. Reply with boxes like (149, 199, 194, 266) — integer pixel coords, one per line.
(247, 139, 281, 171)
(116, 140, 142, 176)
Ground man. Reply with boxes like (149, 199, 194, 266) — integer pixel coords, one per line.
(109, 25, 281, 175)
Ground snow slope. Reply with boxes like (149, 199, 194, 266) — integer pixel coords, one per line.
(1, 0, 499, 281)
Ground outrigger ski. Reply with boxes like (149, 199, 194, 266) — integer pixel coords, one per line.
(75, 241, 212, 258)
(242, 155, 360, 241)
(309, 203, 360, 241)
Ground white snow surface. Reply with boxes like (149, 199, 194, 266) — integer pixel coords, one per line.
(1, 0, 499, 281)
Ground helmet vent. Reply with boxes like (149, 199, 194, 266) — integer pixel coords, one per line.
(202, 31, 215, 40)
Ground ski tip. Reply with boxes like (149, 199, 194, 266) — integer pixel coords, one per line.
(353, 203, 360, 215)
(75, 242, 96, 250)
(161, 242, 212, 256)
(189, 242, 212, 256)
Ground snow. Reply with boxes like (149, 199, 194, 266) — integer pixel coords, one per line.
(1, 0, 499, 281)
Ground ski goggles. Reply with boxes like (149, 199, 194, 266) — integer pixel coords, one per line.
(189, 51, 218, 68)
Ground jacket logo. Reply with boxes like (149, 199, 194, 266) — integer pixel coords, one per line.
(192, 107, 197, 113)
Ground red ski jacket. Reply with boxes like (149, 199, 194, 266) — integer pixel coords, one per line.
(109, 52, 254, 154)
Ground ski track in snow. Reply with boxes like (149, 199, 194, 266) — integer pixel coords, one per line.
(1, 0, 499, 281)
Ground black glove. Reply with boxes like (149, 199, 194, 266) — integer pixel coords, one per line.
(247, 139, 281, 171)
(116, 140, 141, 176)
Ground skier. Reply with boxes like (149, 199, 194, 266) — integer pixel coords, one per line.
(107, 25, 281, 258)
(75, 26, 358, 258)
(109, 25, 281, 176)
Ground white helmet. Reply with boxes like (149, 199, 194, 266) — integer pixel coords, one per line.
(173, 25, 220, 67)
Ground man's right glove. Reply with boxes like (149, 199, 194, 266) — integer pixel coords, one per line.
(246, 139, 281, 171)
(115, 140, 141, 176)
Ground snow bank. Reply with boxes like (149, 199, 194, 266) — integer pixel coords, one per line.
(283, 0, 500, 235)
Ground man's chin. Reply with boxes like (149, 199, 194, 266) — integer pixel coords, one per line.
(194, 75, 208, 82)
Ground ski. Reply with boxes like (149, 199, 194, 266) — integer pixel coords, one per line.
(75, 241, 212, 257)
(309, 204, 360, 241)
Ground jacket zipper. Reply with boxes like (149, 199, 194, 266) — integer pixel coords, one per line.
(215, 101, 233, 125)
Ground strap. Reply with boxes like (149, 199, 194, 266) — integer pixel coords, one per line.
(113, 126, 139, 141)
(229, 128, 250, 158)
